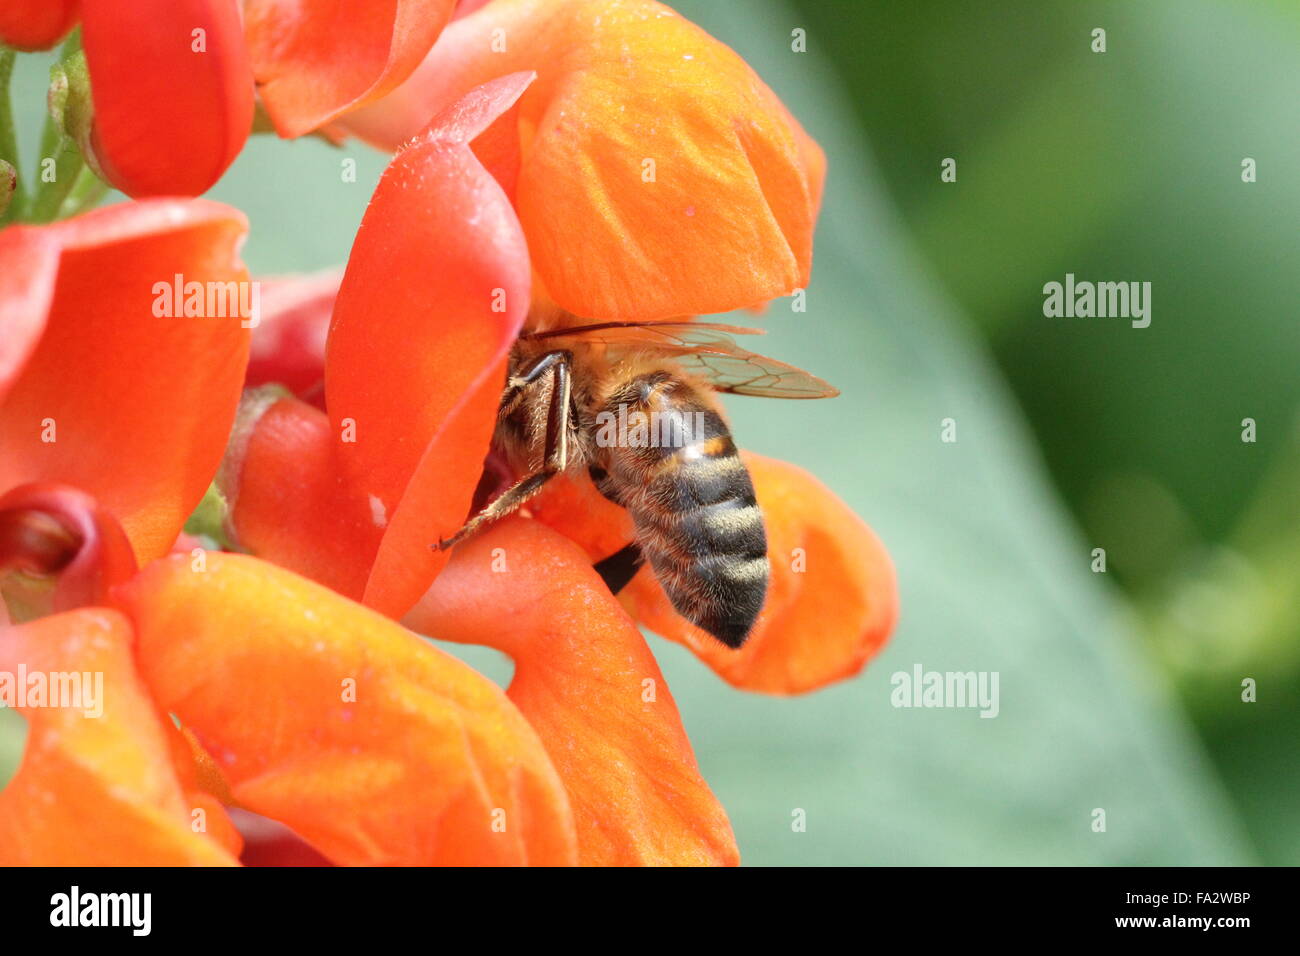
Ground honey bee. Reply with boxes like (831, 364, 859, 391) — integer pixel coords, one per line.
(435, 308, 839, 647)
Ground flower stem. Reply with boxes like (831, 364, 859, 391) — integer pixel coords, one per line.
(57, 163, 109, 218)
(28, 31, 106, 221)
(0, 45, 25, 222)
(28, 132, 84, 222)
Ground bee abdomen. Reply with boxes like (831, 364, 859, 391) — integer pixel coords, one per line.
(633, 440, 769, 648)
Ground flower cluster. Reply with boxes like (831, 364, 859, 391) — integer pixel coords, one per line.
(0, 0, 896, 865)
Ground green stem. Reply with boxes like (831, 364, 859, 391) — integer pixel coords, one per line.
(55, 27, 81, 62)
(58, 164, 109, 218)
(0, 46, 23, 222)
(28, 137, 84, 222)
(30, 26, 85, 220)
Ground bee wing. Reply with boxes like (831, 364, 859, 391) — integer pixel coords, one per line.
(523, 321, 839, 399)
(522, 320, 765, 345)
(666, 346, 840, 399)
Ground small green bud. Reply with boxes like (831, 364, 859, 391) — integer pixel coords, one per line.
(0, 160, 15, 218)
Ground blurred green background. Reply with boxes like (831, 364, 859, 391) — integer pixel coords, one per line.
(2, 0, 1296, 865)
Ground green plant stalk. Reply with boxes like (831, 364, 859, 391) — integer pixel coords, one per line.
(0, 159, 15, 220)
(27, 132, 85, 222)
(31, 38, 111, 222)
(0, 46, 24, 222)
(182, 482, 234, 552)
(58, 164, 109, 218)
(28, 137, 85, 222)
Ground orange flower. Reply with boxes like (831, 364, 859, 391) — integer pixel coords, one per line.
(0, 604, 242, 865)
(218, 6, 895, 861)
(230, 7, 892, 693)
(0, 488, 578, 865)
(2, 1, 897, 867)
(340, 0, 826, 320)
(224, 72, 536, 608)
(114, 547, 577, 866)
(0, 198, 577, 865)
(408, 516, 739, 865)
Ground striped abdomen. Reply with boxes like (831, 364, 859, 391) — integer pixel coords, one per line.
(592, 374, 769, 647)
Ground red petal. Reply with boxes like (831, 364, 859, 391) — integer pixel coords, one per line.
(245, 268, 343, 408)
(0, 229, 57, 406)
(0, 483, 137, 614)
(0, 200, 251, 563)
(229, 75, 533, 617)
(223, 393, 374, 598)
(0, 1, 78, 51)
(81, 0, 253, 196)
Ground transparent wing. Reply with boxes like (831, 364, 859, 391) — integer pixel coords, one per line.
(521, 321, 839, 399)
(667, 348, 840, 399)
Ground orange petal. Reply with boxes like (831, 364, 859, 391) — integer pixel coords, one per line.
(633, 454, 897, 694)
(115, 551, 577, 866)
(0, 200, 251, 563)
(0, 0, 78, 51)
(81, 0, 253, 196)
(246, 0, 456, 138)
(527, 470, 636, 561)
(409, 517, 739, 866)
(0, 608, 239, 865)
(341, 0, 825, 319)
(530, 454, 898, 695)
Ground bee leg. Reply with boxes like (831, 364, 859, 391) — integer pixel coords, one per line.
(502, 349, 573, 403)
(433, 352, 572, 552)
